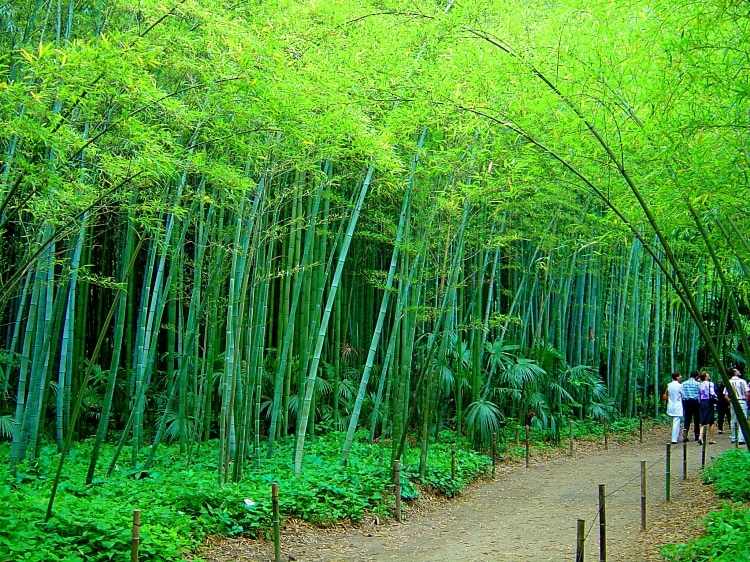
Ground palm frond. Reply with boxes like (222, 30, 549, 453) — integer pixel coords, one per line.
(438, 363, 455, 394)
(498, 358, 546, 389)
(0, 415, 12, 439)
(726, 349, 747, 366)
(464, 398, 503, 444)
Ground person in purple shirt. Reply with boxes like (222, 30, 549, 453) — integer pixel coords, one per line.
(698, 371, 717, 445)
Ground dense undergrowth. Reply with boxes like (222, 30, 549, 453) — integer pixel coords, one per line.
(0, 420, 643, 561)
(662, 448, 750, 561)
(1, 430, 484, 561)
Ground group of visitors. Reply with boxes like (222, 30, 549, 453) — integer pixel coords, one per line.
(663, 367, 749, 445)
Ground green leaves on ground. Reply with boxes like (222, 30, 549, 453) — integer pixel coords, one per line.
(0, 430, 489, 561)
(662, 449, 750, 561)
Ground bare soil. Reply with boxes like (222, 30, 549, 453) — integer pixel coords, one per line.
(195, 427, 732, 561)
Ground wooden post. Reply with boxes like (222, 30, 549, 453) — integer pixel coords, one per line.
(492, 432, 497, 479)
(515, 426, 520, 446)
(131, 509, 141, 562)
(569, 421, 574, 456)
(639, 414, 643, 444)
(576, 519, 585, 562)
(640, 460, 647, 531)
(604, 417, 608, 451)
(599, 484, 606, 562)
(451, 442, 456, 482)
(525, 425, 530, 468)
(701, 436, 707, 469)
(394, 459, 402, 522)
(666, 443, 672, 502)
(682, 439, 688, 481)
(272, 482, 281, 562)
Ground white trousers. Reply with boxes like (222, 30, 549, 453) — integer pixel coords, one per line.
(731, 400, 748, 443)
(671, 415, 682, 443)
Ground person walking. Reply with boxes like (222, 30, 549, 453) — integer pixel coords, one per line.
(724, 368, 750, 445)
(698, 371, 717, 445)
(682, 370, 702, 442)
(663, 372, 684, 444)
(716, 377, 731, 434)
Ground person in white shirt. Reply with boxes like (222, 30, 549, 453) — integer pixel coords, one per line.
(663, 372, 684, 444)
(723, 368, 749, 445)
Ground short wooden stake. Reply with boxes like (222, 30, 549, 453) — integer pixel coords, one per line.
(272, 482, 281, 562)
(604, 417, 609, 451)
(682, 439, 688, 481)
(639, 414, 643, 444)
(576, 519, 585, 562)
(599, 484, 606, 562)
(131, 509, 141, 562)
(569, 421, 574, 456)
(394, 459, 402, 522)
(525, 425, 530, 468)
(515, 426, 520, 446)
(640, 460, 647, 531)
(451, 442, 456, 482)
(701, 436, 707, 469)
(665, 443, 672, 502)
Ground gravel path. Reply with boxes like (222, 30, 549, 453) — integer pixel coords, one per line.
(196, 426, 734, 562)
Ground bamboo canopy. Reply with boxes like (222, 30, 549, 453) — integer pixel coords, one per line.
(1, 0, 749, 486)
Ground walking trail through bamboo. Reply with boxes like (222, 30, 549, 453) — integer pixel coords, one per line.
(196, 426, 735, 561)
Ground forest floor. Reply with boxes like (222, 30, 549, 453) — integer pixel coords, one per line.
(195, 425, 735, 561)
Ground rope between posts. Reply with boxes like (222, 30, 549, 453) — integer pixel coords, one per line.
(581, 451, 669, 542)
(603, 452, 668, 498)
(584, 506, 601, 541)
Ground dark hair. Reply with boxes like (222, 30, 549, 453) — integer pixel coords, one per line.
(690, 370, 700, 379)
(671, 372, 681, 380)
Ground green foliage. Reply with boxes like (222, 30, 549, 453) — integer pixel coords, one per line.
(0, 431, 490, 560)
(464, 399, 503, 445)
(405, 440, 491, 498)
(702, 449, 750, 503)
(0, 415, 12, 439)
(570, 417, 640, 439)
(661, 504, 750, 561)
(661, 449, 750, 561)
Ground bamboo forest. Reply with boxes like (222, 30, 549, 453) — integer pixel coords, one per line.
(2, 0, 750, 560)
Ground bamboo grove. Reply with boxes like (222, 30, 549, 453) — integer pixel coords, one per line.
(1, 0, 749, 488)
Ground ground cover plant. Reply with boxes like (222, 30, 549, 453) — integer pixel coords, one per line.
(0, 430, 491, 561)
(661, 448, 750, 561)
(0, 419, 647, 561)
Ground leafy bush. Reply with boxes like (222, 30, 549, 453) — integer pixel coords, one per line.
(404, 442, 492, 498)
(661, 504, 750, 561)
(661, 448, 750, 561)
(702, 448, 750, 502)
(0, 420, 644, 560)
(0, 431, 490, 561)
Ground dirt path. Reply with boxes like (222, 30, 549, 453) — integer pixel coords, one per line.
(197, 427, 733, 562)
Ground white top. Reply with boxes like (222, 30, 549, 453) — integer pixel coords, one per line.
(667, 380, 684, 417)
(724, 376, 749, 402)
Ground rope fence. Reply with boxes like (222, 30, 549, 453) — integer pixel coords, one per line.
(198, 424, 718, 562)
(574, 436, 716, 561)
